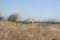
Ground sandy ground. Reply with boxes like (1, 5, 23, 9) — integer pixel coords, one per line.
(0, 20, 60, 40)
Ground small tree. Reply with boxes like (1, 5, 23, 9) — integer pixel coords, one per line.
(8, 13, 19, 22)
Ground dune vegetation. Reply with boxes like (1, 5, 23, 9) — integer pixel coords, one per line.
(0, 13, 60, 40)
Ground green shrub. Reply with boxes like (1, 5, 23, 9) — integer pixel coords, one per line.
(21, 21, 31, 24)
(8, 13, 19, 22)
(0, 13, 4, 20)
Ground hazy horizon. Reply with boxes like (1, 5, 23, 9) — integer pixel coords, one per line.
(0, 0, 60, 21)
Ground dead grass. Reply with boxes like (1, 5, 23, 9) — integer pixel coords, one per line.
(0, 20, 60, 40)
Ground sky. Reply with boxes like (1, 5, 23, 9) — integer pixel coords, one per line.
(0, 0, 60, 21)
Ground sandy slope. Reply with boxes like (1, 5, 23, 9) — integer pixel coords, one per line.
(0, 20, 60, 40)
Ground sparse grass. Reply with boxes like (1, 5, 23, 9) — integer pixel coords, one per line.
(0, 12, 60, 40)
(0, 18, 60, 40)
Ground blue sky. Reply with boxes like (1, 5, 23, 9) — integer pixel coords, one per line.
(0, 0, 60, 21)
